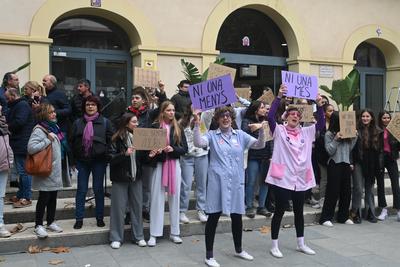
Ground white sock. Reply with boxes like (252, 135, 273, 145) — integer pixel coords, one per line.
(272, 239, 279, 249)
(297, 237, 305, 248)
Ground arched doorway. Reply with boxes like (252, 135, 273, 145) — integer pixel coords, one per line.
(216, 8, 288, 99)
(353, 42, 386, 113)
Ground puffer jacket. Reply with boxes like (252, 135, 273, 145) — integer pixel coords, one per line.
(0, 115, 13, 171)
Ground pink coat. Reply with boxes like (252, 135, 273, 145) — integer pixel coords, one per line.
(0, 134, 13, 172)
(265, 124, 316, 191)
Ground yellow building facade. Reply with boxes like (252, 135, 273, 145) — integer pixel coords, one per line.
(1, 0, 399, 111)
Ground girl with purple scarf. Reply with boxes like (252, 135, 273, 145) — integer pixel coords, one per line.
(70, 95, 114, 229)
(147, 101, 188, 247)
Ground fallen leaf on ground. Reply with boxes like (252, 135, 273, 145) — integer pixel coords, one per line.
(10, 223, 24, 234)
(28, 245, 42, 254)
(49, 259, 64, 265)
(191, 239, 200, 243)
(260, 225, 271, 234)
(50, 246, 70, 253)
(42, 247, 51, 251)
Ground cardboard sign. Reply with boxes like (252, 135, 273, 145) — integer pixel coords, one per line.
(189, 74, 237, 111)
(339, 111, 357, 138)
(235, 87, 251, 100)
(207, 63, 236, 83)
(387, 113, 400, 142)
(262, 122, 273, 141)
(132, 128, 167, 150)
(281, 70, 318, 100)
(257, 89, 275, 105)
(133, 67, 160, 88)
(288, 104, 314, 123)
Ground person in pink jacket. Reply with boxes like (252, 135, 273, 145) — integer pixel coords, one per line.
(266, 84, 325, 258)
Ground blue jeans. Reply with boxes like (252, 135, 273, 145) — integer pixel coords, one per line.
(245, 159, 269, 209)
(180, 155, 208, 212)
(75, 160, 107, 221)
(14, 155, 32, 200)
(0, 171, 8, 225)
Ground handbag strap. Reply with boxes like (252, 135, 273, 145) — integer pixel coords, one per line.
(35, 125, 54, 142)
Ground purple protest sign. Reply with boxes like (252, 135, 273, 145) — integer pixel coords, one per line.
(281, 71, 318, 100)
(189, 74, 237, 111)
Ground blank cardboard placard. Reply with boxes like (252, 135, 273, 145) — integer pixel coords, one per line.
(207, 63, 236, 83)
(387, 113, 400, 142)
(133, 67, 160, 88)
(257, 90, 275, 105)
(339, 111, 357, 138)
(235, 87, 251, 100)
(132, 128, 167, 150)
(288, 104, 314, 123)
(262, 122, 273, 141)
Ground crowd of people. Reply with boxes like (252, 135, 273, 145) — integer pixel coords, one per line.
(0, 72, 399, 267)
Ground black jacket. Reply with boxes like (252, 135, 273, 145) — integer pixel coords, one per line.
(241, 117, 273, 160)
(70, 93, 92, 123)
(145, 122, 188, 165)
(379, 127, 400, 160)
(43, 87, 71, 132)
(110, 135, 142, 183)
(6, 98, 35, 155)
(70, 115, 114, 164)
(170, 90, 191, 120)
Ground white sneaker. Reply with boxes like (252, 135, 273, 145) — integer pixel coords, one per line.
(148, 236, 156, 247)
(34, 225, 48, 239)
(170, 235, 183, 244)
(110, 241, 121, 249)
(198, 210, 208, 223)
(47, 222, 63, 233)
(235, 250, 254, 261)
(270, 247, 283, 258)
(297, 245, 316, 255)
(377, 208, 388, 221)
(345, 219, 354, 225)
(0, 224, 11, 238)
(311, 203, 321, 209)
(309, 196, 319, 205)
(136, 239, 147, 247)
(180, 212, 190, 224)
(205, 258, 220, 267)
(322, 221, 333, 227)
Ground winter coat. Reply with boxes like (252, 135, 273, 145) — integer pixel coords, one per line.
(0, 115, 13, 171)
(110, 135, 142, 183)
(43, 87, 71, 132)
(70, 115, 114, 163)
(170, 90, 191, 120)
(6, 98, 35, 155)
(27, 126, 63, 191)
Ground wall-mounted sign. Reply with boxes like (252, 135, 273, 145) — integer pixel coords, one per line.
(319, 65, 334, 78)
(242, 36, 250, 47)
(91, 0, 101, 7)
(53, 51, 67, 57)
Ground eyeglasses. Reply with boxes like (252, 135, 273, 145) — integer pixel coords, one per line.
(287, 111, 301, 117)
(48, 110, 56, 115)
(85, 103, 97, 107)
(219, 112, 232, 119)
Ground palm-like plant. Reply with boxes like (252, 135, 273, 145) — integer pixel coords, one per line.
(319, 69, 360, 111)
(181, 58, 225, 84)
(11, 62, 31, 73)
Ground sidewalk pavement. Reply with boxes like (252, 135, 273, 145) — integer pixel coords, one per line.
(1, 216, 400, 267)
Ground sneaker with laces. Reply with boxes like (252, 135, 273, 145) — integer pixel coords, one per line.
(205, 258, 220, 267)
(147, 236, 156, 247)
(234, 250, 254, 261)
(245, 207, 256, 218)
(136, 239, 147, 247)
(322, 221, 333, 227)
(47, 222, 63, 233)
(170, 235, 183, 244)
(270, 247, 283, 258)
(0, 224, 11, 238)
(34, 225, 48, 239)
(377, 208, 388, 221)
(180, 212, 190, 224)
(297, 245, 316, 255)
(344, 219, 354, 225)
(198, 210, 208, 222)
(110, 241, 121, 249)
(13, 199, 32, 208)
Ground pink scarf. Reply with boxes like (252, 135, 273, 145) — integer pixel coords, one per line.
(285, 125, 301, 141)
(161, 122, 176, 195)
(83, 112, 99, 156)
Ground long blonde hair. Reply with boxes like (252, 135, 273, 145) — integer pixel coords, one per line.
(23, 81, 46, 96)
(157, 101, 182, 145)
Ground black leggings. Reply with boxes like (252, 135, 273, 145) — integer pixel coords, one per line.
(205, 212, 242, 258)
(35, 191, 58, 227)
(271, 185, 305, 239)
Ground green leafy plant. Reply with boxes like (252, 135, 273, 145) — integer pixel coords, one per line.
(319, 69, 360, 111)
(11, 62, 31, 73)
(180, 57, 225, 84)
